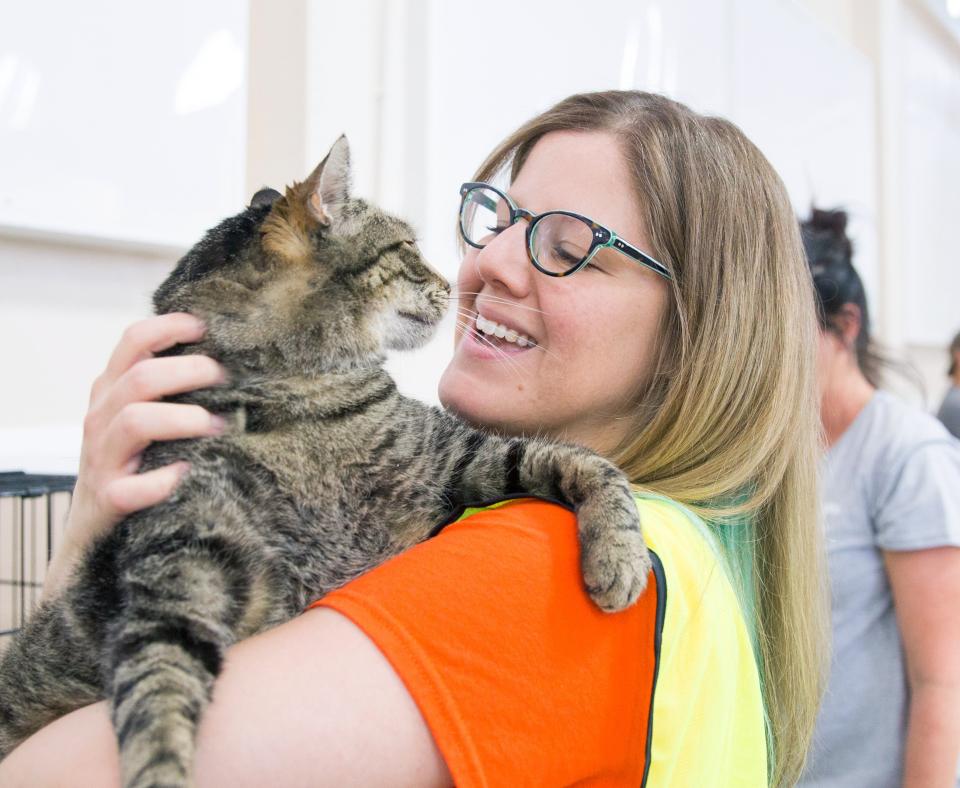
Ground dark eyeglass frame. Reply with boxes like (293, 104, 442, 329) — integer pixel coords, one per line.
(458, 181, 672, 280)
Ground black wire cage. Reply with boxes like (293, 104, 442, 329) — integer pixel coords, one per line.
(0, 472, 75, 649)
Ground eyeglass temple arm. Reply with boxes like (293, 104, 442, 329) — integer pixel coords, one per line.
(608, 236, 672, 280)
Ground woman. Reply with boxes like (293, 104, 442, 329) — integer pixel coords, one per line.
(0, 91, 826, 786)
(798, 209, 960, 787)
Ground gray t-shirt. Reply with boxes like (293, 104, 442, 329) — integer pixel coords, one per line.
(938, 385, 960, 439)
(800, 391, 960, 787)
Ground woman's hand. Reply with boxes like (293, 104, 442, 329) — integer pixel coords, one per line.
(43, 313, 229, 600)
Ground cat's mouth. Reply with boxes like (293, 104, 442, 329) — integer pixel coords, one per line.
(397, 311, 436, 326)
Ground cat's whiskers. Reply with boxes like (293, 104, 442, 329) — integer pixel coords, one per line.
(445, 289, 548, 316)
(455, 307, 562, 363)
(454, 318, 525, 382)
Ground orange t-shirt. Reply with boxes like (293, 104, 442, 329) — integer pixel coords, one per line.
(309, 498, 664, 786)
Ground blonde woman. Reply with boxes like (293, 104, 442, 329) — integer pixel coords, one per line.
(0, 91, 827, 787)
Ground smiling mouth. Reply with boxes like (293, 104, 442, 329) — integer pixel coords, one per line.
(474, 314, 535, 348)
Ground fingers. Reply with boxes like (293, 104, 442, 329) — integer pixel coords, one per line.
(101, 402, 225, 476)
(93, 313, 207, 403)
(102, 462, 192, 519)
(99, 354, 227, 417)
(62, 315, 224, 561)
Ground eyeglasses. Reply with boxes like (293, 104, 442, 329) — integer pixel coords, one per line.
(458, 182, 671, 280)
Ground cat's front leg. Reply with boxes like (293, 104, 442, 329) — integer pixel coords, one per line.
(517, 440, 650, 612)
(463, 435, 650, 612)
(106, 558, 231, 788)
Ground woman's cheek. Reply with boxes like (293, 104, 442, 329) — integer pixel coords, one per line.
(456, 252, 481, 291)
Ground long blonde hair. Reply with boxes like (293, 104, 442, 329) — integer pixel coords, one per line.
(473, 91, 827, 785)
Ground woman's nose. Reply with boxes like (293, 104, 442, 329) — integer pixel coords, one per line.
(473, 222, 532, 297)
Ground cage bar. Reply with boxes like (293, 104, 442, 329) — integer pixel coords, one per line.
(0, 472, 75, 649)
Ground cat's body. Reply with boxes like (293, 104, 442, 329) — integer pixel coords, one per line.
(0, 138, 649, 788)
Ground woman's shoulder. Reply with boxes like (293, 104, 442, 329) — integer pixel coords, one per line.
(315, 494, 766, 786)
(437, 493, 755, 643)
(854, 392, 960, 519)
(452, 495, 769, 785)
(315, 496, 668, 786)
(865, 391, 958, 453)
(836, 392, 960, 504)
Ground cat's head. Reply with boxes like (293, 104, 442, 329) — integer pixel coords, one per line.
(153, 136, 449, 373)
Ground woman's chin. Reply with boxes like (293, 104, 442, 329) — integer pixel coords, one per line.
(438, 365, 519, 434)
(438, 367, 482, 424)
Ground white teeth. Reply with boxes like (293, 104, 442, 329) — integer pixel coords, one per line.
(475, 314, 532, 347)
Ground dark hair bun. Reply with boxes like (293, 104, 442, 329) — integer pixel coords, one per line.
(800, 208, 852, 270)
(800, 206, 865, 329)
(805, 207, 848, 237)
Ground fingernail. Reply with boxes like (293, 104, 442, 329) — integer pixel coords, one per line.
(193, 317, 208, 335)
(176, 461, 191, 479)
(209, 415, 227, 434)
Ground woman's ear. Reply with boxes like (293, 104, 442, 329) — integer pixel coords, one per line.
(835, 303, 862, 350)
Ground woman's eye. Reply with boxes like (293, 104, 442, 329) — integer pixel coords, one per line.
(485, 224, 510, 235)
(553, 245, 583, 266)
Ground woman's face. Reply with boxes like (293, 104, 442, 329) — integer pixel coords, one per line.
(438, 130, 670, 454)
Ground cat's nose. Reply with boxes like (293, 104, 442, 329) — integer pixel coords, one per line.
(426, 277, 451, 311)
(420, 265, 450, 296)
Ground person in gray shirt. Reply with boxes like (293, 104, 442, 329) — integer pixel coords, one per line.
(937, 332, 960, 439)
(798, 209, 960, 788)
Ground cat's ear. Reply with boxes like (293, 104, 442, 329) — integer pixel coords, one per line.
(250, 187, 282, 209)
(305, 135, 351, 226)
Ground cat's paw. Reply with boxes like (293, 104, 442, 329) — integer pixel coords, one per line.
(578, 504, 651, 613)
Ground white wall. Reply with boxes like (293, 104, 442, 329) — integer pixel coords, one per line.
(0, 2, 250, 471)
(0, 235, 174, 470)
(0, 0, 248, 247)
(900, 3, 960, 408)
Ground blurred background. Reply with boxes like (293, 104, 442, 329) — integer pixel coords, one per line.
(0, 0, 958, 473)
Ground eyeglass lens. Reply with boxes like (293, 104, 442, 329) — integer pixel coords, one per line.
(461, 185, 595, 274)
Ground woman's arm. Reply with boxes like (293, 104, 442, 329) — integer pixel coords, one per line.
(42, 313, 226, 601)
(0, 607, 452, 787)
(885, 546, 960, 788)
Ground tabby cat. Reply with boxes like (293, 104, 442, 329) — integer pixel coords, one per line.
(0, 137, 649, 788)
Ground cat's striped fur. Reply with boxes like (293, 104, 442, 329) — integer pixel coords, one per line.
(0, 137, 649, 788)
